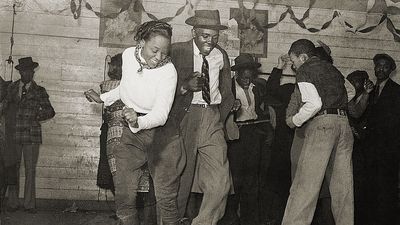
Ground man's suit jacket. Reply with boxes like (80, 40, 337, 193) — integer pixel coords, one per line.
(364, 78, 400, 154)
(169, 40, 238, 139)
(5, 80, 55, 145)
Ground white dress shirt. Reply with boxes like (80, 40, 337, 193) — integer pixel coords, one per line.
(100, 46, 177, 133)
(235, 81, 257, 121)
(191, 41, 223, 105)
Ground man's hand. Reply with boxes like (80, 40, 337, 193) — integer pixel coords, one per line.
(84, 89, 103, 103)
(181, 72, 205, 93)
(364, 79, 374, 94)
(231, 99, 241, 112)
(122, 107, 138, 128)
(286, 116, 296, 129)
(277, 54, 290, 70)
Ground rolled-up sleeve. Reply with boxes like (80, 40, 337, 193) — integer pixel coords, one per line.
(129, 65, 178, 133)
(100, 86, 120, 106)
(292, 82, 322, 127)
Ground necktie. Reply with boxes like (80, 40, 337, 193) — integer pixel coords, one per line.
(21, 83, 27, 100)
(373, 83, 380, 104)
(244, 88, 252, 106)
(201, 55, 211, 105)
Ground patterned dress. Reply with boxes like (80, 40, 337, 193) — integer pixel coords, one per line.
(100, 80, 150, 192)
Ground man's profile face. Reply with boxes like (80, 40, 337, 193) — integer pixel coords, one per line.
(289, 53, 305, 72)
(374, 58, 392, 82)
(192, 28, 219, 56)
(236, 69, 254, 89)
(19, 68, 34, 84)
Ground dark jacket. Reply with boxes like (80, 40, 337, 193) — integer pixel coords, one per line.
(168, 40, 237, 138)
(364, 78, 400, 154)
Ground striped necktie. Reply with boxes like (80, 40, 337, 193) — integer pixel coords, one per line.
(201, 55, 211, 105)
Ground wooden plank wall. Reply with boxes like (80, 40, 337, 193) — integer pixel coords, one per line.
(0, 0, 399, 201)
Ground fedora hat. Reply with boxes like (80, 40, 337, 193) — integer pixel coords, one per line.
(15, 57, 39, 70)
(185, 10, 227, 30)
(231, 54, 261, 71)
(373, 53, 396, 71)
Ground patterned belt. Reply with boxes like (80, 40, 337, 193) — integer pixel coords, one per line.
(236, 119, 270, 126)
(191, 104, 218, 108)
(317, 108, 347, 116)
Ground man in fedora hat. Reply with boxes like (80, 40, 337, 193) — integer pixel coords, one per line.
(219, 54, 273, 225)
(156, 9, 238, 225)
(363, 53, 400, 225)
(4, 57, 55, 213)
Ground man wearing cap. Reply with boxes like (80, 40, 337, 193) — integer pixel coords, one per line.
(4, 57, 55, 213)
(167, 9, 238, 225)
(282, 39, 354, 225)
(221, 54, 272, 225)
(363, 53, 400, 225)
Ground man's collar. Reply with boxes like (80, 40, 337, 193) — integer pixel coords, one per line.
(19, 80, 32, 89)
(377, 78, 389, 87)
(193, 40, 201, 56)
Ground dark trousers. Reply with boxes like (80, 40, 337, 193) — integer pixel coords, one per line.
(7, 144, 40, 210)
(114, 127, 183, 225)
(365, 150, 399, 225)
(222, 124, 271, 225)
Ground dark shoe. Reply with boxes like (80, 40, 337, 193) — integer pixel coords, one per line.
(24, 208, 37, 214)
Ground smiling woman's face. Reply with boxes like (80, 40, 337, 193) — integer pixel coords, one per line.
(140, 35, 171, 68)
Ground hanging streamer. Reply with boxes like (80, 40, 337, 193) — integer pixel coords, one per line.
(241, 0, 400, 42)
(65, 0, 400, 42)
(82, 0, 193, 22)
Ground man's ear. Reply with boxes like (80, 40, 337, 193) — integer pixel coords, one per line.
(299, 53, 309, 63)
(191, 29, 196, 39)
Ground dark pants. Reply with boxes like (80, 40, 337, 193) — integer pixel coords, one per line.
(7, 144, 40, 210)
(114, 127, 183, 225)
(221, 123, 272, 225)
(365, 149, 399, 225)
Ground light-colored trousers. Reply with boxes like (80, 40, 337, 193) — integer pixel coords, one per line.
(180, 105, 231, 225)
(282, 114, 354, 225)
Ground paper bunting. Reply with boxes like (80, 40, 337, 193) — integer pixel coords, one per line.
(69, 0, 400, 42)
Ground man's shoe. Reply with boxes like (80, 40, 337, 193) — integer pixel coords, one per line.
(24, 208, 37, 214)
(179, 217, 192, 225)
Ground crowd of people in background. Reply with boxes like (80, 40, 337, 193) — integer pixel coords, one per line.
(0, 8, 398, 225)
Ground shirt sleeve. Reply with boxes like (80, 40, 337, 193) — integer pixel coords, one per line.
(344, 79, 356, 102)
(292, 82, 322, 127)
(129, 65, 178, 133)
(100, 85, 120, 106)
(348, 92, 369, 118)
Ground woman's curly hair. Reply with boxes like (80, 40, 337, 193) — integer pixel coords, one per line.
(134, 20, 172, 41)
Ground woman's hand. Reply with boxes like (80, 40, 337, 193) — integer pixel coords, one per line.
(84, 89, 103, 103)
(122, 107, 138, 128)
